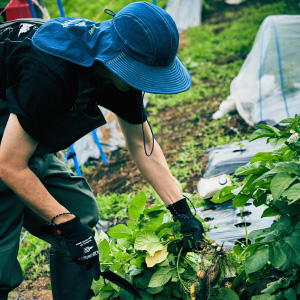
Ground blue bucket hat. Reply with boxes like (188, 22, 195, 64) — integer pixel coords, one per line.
(32, 1, 192, 94)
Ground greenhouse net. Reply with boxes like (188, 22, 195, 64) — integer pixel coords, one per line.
(213, 15, 300, 126)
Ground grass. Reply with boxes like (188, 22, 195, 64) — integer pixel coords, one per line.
(43, 0, 168, 21)
(96, 193, 132, 221)
(18, 233, 48, 276)
(0, 0, 168, 22)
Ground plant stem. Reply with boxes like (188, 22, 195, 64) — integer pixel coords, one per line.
(183, 256, 198, 273)
(123, 253, 138, 264)
(177, 246, 189, 292)
(244, 221, 249, 246)
(285, 142, 300, 155)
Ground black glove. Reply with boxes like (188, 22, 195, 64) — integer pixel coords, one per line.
(52, 216, 101, 280)
(167, 198, 204, 250)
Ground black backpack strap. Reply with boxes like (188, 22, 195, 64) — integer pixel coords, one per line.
(72, 67, 113, 112)
(71, 67, 93, 112)
(0, 18, 46, 29)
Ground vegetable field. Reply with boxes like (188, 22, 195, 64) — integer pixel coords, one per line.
(6, 0, 300, 299)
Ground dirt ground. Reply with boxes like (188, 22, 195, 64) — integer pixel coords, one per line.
(9, 1, 258, 299)
(10, 250, 52, 300)
(85, 104, 252, 197)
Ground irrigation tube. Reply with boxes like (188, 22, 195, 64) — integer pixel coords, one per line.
(92, 130, 107, 164)
(69, 144, 82, 176)
(20, 230, 29, 245)
(17, 0, 23, 18)
(56, 0, 65, 17)
(27, 0, 37, 18)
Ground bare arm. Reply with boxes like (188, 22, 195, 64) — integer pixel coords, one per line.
(0, 114, 73, 224)
(117, 117, 182, 205)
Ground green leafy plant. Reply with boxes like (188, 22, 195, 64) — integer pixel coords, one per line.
(96, 193, 132, 221)
(91, 193, 225, 300)
(18, 233, 48, 275)
(212, 115, 300, 299)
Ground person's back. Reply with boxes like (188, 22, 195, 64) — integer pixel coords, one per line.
(0, 21, 75, 140)
(0, 20, 108, 155)
(0, 22, 41, 142)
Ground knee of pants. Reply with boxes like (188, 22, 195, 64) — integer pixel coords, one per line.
(49, 246, 95, 300)
(0, 251, 23, 296)
(0, 290, 8, 300)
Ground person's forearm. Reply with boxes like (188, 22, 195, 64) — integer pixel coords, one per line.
(127, 139, 182, 205)
(0, 166, 72, 223)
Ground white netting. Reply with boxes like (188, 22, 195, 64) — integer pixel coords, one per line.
(165, 0, 202, 32)
(213, 15, 300, 126)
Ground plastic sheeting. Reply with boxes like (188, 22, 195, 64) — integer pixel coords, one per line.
(67, 93, 150, 166)
(165, 0, 202, 32)
(67, 107, 125, 166)
(203, 138, 273, 178)
(225, 0, 246, 5)
(35, 0, 50, 20)
(213, 15, 300, 126)
(198, 200, 275, 249)
(162, 199, 275, 250)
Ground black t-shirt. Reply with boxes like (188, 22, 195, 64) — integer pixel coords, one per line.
(0, 21, 146, 151)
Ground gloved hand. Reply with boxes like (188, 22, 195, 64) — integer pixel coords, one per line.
(52, 216, 101, 280)
(167, 198, 204, 250)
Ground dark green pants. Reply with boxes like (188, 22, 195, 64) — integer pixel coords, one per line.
(0, 154, 99, 297)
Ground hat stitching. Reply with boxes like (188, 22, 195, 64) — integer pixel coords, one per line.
(108, 62, 189, 92)
(107, 53, 188, 79)
(132, 14, 157, 65)
(105, 55, 191, 94)
(118, 13, 156, 60)
(111, 14, 155, 64)
(142, 2, 176, 65)
(106, 52, 126, 64)
(111, 24, 152, 63)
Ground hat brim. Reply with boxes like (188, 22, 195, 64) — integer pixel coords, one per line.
(103, 52, 192, 94)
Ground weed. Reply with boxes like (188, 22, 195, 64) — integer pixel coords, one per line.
(43, 0, 167, 21)
(96, 193, 132, 221)
(18, 233, 48, 275)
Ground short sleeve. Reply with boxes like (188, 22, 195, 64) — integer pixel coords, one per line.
(94, 81, 147, 124)
(6, 54, 78, 141)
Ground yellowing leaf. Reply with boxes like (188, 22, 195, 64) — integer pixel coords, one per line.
(146, 246, 168, 267)
(134, 231, 163, 256)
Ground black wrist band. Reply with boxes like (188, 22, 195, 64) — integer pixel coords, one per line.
(167, 196, 197, 220)
(50, 212, 74, 225)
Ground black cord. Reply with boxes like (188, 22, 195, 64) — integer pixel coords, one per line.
(104, 9, 116, 17)
(132, 90, 155, 157)
(168, 196, 197, 220)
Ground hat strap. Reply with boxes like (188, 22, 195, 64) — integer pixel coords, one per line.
(131, 91, 155, 157)
(104, 9, 116, 17)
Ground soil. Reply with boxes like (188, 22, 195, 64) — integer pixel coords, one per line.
(85, 102, 252, 197)
(10, 1, 260, 299)
(10, 250, 52, 300)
